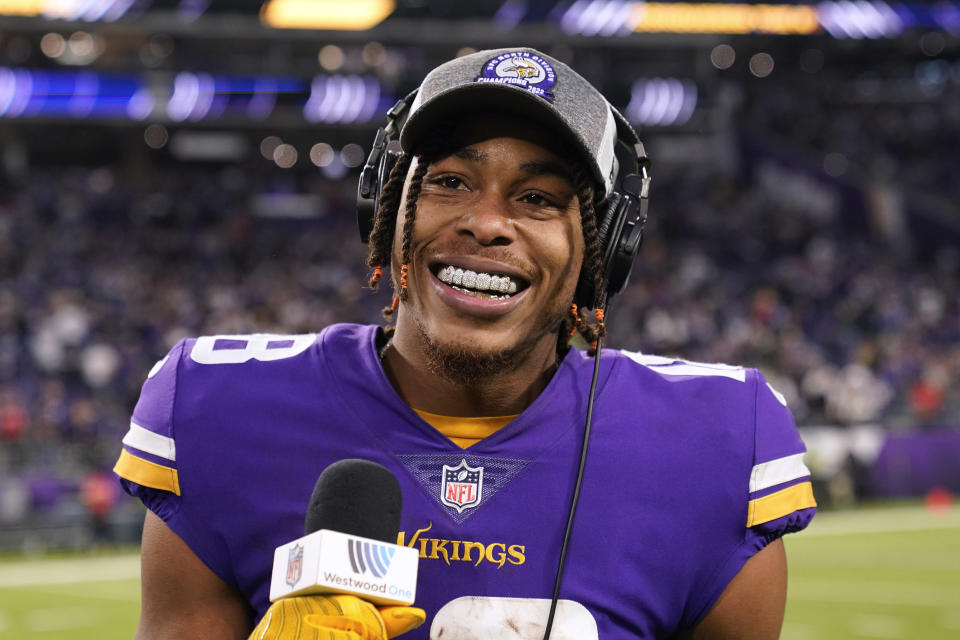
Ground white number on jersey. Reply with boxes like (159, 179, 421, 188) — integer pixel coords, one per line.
(189, 334, 316, 365)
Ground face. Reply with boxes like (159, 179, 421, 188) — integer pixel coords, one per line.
(391, 112, 586, 379)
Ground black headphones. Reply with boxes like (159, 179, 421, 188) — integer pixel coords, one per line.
(356, 91, 651, 310)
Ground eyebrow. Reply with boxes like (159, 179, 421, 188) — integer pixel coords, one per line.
(452, 148, 484, 162)
(450, 148, 573, 183)
(518, 159, 573, 183)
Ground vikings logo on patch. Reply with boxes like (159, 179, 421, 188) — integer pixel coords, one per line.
(476, 51, 556, 101)
(285, 544, 303, 587)
(441, 459, 483, 513)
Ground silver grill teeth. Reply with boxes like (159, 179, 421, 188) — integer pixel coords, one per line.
(437, 264, 520, 294)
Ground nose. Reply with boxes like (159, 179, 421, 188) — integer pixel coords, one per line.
(453, 191, 515, 246)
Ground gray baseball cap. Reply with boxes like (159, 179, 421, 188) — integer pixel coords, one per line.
(398, 47, 637, 199)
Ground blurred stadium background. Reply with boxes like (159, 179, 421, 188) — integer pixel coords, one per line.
(0, 0, 957, 638)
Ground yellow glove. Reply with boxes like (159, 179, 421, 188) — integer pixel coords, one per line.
(249, 594, 426, 640)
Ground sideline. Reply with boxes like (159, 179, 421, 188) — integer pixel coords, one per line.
(799, 505, 960, 537)
(0, 554, 140, 588)
(1, 505, 957, 586)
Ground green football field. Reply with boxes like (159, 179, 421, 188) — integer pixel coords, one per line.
(0, 504, 957, 639)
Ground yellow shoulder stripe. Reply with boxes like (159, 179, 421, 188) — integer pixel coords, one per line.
(747, 481, 816, 527)
(113, 449, 181, 496)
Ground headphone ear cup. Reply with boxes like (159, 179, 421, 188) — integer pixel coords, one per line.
(595, 192, 622, 257)
(604, 173, 647, 297)
(356, 144, 400, 243)
(378, 150, 400, 207)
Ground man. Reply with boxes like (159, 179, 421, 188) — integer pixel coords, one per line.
(115, 48, 815, 639)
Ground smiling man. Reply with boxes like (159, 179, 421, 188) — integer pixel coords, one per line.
(378, 114, 587, 412)
(115, 48, 816, 640)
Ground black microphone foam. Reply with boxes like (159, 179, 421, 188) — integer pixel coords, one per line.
(304, 459, 402, 544)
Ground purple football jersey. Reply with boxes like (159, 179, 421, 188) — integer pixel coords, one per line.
(115, 323, 815, 638)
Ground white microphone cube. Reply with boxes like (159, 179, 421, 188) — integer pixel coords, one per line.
(269, 529, 419, 605)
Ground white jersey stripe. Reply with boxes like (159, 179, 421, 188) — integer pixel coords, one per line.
(122, 421, 176, 462)
(620, 351, 747, 382)
(750, 452, 809, 493)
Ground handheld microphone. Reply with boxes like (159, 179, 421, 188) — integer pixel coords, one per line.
(268, 459, 419, 606)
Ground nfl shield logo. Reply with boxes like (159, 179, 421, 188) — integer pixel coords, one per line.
(285, 544, 303, 587)
(441, 459, 483, 513)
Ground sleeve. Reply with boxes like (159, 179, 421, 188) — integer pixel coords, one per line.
(682, 368, 817, 630)
(744, 370, 817, 543)
(113, 340, 186, 523)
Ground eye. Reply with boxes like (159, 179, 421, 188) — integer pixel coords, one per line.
(429, 174, 467, 190)
(520, 192, 559, 208)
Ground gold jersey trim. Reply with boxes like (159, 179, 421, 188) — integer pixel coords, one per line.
(746, 481, 816, 527)
(113, 449, 181, 496)
(413, 409, 518, 449)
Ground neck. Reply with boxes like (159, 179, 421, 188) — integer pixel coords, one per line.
(381, 325, 562, 417)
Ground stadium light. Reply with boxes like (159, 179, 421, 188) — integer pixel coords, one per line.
(0, 0, 138, 21)
(261, 0, 395, 30)
(625, 77, 697, 127)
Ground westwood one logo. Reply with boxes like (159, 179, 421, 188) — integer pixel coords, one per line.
(347, 538, 395, 578)
(321, 537, 413, 601)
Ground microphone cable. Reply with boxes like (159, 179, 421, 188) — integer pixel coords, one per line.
(542, 315, 605, 640)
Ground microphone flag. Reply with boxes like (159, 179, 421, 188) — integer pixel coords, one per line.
(268, 528, 419, 605)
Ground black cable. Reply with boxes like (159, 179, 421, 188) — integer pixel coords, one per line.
(542, 329, 604, 640)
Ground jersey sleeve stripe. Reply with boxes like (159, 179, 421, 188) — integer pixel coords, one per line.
(746, 482, 816, 527)
(113, 449, 181, 495)
(122, 421, 176, 461)
(620, 351, 747, 382)
(749, 452, 810, 492)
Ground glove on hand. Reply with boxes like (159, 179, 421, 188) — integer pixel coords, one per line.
(248, 594, 426, 640)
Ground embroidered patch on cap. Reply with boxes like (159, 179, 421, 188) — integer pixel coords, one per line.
(476, 51, 556, 101)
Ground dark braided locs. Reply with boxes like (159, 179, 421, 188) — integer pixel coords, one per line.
(365, 131, 608, 355)
(398, 157, 432, 295)
(556, 162, 608, 356)
(365, 129, 449, 329)
(366, 153, 411, 278)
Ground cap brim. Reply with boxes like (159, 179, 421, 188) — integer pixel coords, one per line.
(399, 83, 602, 191)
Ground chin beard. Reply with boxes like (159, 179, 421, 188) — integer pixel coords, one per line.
(420, 336, 520, 386)
(417, 317, 566, 387)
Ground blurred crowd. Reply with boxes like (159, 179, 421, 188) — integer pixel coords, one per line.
(613, 168, 958, 429)
(743, 57, 960, 211)
(0, 162, 384, 543)
(0, 80, 958, 542)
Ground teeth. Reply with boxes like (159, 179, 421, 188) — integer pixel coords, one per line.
(436, 264, 521, 295)
(451, 286, 509, 300)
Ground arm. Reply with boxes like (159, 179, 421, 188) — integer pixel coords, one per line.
(136, 510, 253, 640)
(689, 538, 787, 640)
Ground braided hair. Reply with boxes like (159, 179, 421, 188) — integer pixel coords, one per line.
(365, 133, 608, 356)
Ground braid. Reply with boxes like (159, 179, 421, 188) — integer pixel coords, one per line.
(365, 153, 412, 325)
(397, 157, 431, 301)
(564, 164, 608, 357)
(576, 169, 607, 314)
(363, 126, 452, 323)
(366, 153, 412, 281)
